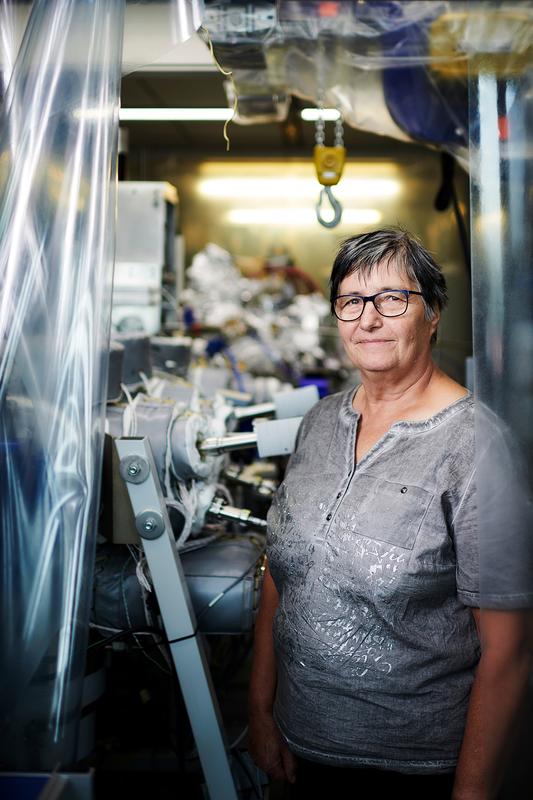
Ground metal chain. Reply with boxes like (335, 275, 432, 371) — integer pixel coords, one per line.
(315, 114, 325, 146)
(315, 42, 326, 147)
(334, 115, 344, 147)
(315, 111, 344, 147)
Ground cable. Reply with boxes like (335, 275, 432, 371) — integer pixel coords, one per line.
(121, 382, 140, 435)
(198, 25, 237, 151)
(90, 622, 129, 634)
(166, 629, 199, 645)
(88, 625, 200, 652)
(178, 532, 221, 553)
(451, 181, 471, 275)
(195, 568, 251, 623)
(121, 553, 171, 674)
(88, 626, 164, 651)
(434, 151, 471, 274)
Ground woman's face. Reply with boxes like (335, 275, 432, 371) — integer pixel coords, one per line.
(336, 261, 439, 377)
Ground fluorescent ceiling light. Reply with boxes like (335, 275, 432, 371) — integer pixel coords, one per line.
(227, 208, 382, 226)
(198, 177, 401, 199)
(120, 107, 233, 121)
(120, 107, 342, 122)
(301, 108, 341, 122)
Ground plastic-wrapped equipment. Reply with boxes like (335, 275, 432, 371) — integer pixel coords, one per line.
(93, 536, 264, 636)
(204, 1, 533, 162)
(106, 396, 224, 483)
(183, 243, 330, 379)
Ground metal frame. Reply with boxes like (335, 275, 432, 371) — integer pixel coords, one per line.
(114, 436, 238, 800)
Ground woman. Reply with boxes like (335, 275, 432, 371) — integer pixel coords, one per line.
(249, 229, 532, 799)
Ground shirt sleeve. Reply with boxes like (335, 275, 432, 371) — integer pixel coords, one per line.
(452, 419, 533, 610)
(475, 422, 533, 609)
(450, 468, 480, 607)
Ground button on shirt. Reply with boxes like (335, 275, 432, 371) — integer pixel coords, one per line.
(267, 388, 481, 773)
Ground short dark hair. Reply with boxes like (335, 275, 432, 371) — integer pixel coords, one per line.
(329, 227, 448, 321)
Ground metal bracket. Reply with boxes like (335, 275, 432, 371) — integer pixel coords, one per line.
(114, 437, 238, 800)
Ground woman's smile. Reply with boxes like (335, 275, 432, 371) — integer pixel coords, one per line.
(356, 338, 394, 345)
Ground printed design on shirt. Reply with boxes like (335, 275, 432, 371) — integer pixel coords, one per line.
(333, 510, 408, 589)
(315, 584, 395, 678)
(274, 572, 396, 680)
(270, 475, 414, 678)
(271, 507, 402, 680)
(309, 535, 404, 678)
(268, 481, 316, 585)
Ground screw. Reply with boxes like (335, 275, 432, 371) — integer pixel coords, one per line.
(127, 462, 140, 476)
(143, 518, 156, 532)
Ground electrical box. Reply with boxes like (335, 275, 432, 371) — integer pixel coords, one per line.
(112, 181, 178, 335)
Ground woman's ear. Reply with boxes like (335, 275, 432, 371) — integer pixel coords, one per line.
(429, 310, 440, 345)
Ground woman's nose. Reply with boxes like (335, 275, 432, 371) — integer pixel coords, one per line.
(359, 299, 382, 327)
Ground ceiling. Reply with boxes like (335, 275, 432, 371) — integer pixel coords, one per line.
(120, 69, 426, 159)
(119, 25, 425, 161)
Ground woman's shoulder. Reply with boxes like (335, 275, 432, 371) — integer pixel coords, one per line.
(295, 386, 355, 442)
(305, 386, 354, 418)
(428, 372, 471, 415)
(399, 373, 472, 430)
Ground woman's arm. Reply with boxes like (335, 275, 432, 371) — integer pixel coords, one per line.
(452, 608, 533, 800)
(248, 563, 297, 783)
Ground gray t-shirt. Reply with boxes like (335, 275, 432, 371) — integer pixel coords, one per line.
(266, 387, 531, 773)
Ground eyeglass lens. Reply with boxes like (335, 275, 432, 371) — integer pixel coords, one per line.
(335, 291, 408, 320)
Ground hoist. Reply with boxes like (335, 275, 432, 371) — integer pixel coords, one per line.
(314, 112, 346, 228)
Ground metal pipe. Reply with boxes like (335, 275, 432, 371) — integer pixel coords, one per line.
(208, 500, 267, 530)
(232, 402, 275, 420)
(198, 431, 257, 455)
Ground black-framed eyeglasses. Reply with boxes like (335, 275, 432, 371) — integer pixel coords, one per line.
(333, 289, 423, 321)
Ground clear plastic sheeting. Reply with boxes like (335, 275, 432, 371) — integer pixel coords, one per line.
(122, 0, 205, 74)
(204, 1, 533, 161)
(469, 47, 533, 608)
(0, 0, 124, 770)
(0, 2, 207, 83)
(0, 1, 24, 101)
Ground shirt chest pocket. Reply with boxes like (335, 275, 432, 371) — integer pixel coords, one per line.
(348, 475, 435, 550)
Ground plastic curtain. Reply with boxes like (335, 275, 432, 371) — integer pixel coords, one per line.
(0, 0, 124, 770)
(469, 51, 533, 601)
(122, 0, 205, 74)
(0, 1, 18, 99)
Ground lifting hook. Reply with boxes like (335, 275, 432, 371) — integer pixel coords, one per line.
(316, 185, 343, 228)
